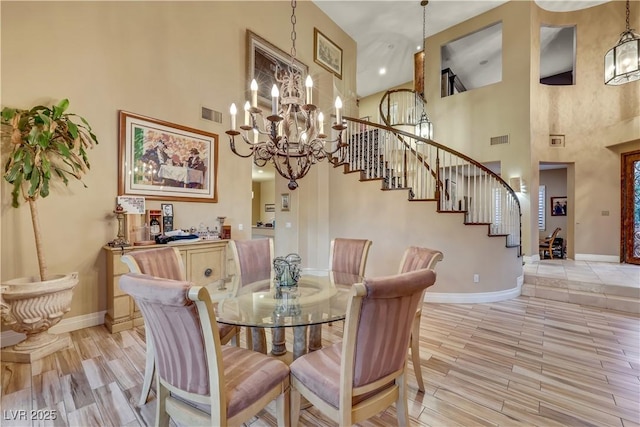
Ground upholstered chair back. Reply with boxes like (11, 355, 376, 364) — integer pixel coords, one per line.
(397, 246, 444, 274)
(229, 238, 274, 287)
(329, 238, 372, 276)
(121, 247, 186, 280)
(119, 273, 212, 395)
(349, 268, 437, 387)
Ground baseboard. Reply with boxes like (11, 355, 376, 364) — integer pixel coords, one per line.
(574, 254, 620, 263)
(424, 275, 523, 304)
(1, 311, 106, 348)
(524, 254, 541, 264)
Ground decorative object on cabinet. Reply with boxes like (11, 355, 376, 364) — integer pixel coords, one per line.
(102, 240, 232, 333)
(314, 28, 343, 79)
(118, 111, 218, 202)
(226, 14, 347, 191)
(0, 99, 98, 363)
(281, 193, 290, 211)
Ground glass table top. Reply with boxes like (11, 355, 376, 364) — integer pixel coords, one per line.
(215, 273, 362, 328)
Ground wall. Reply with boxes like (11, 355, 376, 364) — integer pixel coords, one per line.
(530, 2, 640, 260)
(259, 180, 275, 224)
(251, 181, 261, 224)
(0, 1, 356, 325)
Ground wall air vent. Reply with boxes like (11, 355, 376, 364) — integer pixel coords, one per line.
(490, 134, 509, 145)
(201, 106, 222, 123)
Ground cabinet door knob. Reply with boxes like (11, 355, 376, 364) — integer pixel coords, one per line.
(204, 268, 213, 277)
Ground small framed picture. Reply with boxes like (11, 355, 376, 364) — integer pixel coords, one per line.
(314, 28, 343, 79)
(551, 196, 567, 216)
(161, 203, 173, 217)
(265, 203, 275, 213)
(281, 193, 290, 211)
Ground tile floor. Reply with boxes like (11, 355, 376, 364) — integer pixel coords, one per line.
(524, 259, 640, 289)
(522, 259, 640, 313)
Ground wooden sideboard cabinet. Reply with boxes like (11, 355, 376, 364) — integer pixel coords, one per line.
(103, 239, 231, 333)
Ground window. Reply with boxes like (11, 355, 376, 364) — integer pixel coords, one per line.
(538, 185, 546, 230)
(540, 25, 576, 85)
(441, 22, 503, 97)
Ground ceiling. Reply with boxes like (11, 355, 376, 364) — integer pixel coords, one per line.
(312, 0, 610, 98)
(253, 0, 609, 182)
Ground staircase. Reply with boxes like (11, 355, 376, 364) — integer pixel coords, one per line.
(334, 88, 522, 255)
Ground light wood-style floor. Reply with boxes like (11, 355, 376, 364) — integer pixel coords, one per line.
(1, 296, 639, 426)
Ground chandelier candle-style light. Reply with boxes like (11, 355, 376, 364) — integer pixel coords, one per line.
(227, 1, 347, 190)
(604, 0, 640, 85)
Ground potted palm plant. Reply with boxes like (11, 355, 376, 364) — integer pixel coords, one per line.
(0, 99, 98, 362)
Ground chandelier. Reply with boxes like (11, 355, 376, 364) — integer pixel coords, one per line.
(226, 1, 346, 190)
(416, 0, 433, 140)
(604, 0, 640, 85)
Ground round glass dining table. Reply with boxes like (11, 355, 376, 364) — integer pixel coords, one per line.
(215, 272, 362, 360)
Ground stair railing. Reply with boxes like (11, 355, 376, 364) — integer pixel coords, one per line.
(338, 105, 522, 254)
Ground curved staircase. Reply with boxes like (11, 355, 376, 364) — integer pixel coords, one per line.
(334, 88, 522, 256)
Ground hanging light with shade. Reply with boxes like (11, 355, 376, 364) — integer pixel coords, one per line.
(604, 0, 640, 85)
(226, 0, 347, 190)
(416, 0, 434, 140)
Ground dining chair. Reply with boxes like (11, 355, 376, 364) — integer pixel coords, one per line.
(329, 238, 373, 277)
(228, 238, 274, 352)
(310, 238, 373, 352)
(121, 247, 239, 406)
(397, 246, 444, 392)
(290, 268, 437, 426)
(539, 227, 561, 259)
(119, 273, 290, 427)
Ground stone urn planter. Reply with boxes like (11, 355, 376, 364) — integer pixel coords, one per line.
(0, 273, 78, 363)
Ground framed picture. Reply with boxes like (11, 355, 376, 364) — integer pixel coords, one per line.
(161, 203, 173, 217)
(281, 193, 290, 211)
(265, 203, 276, 213)
(247, 30, 308, 107)
(314, 28, 343, 79)
(551, 197, 567, 216)
(118, 111, 218, 202)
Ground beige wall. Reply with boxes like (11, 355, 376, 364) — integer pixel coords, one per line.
(0, 1, 356, 323)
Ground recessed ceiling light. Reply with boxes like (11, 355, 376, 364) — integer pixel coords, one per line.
(379, 68, 387, 75)
(417, 45, 422, 51)
(258, 170, 264, 174)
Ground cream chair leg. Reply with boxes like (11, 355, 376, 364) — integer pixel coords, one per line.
(139, 334, 155, 406)
(290, 386, 301, 427)
(276, 382, 290, 427)
(156, 378, 170, 427)
(396, 373, 409, 426)
(410, 314, 425, 392)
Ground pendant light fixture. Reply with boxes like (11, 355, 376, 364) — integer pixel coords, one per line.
(604, 0, 640, 85)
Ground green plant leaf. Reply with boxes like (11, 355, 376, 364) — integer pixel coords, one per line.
(67, 120, 79, 139)
(40, 175, 50, 198)
(1, 108, 16, 122)
(4, 161, 23, 183)
(55, 141, 71, 158)
(10, 175, 22, 208)
(28, 168, 40, 197)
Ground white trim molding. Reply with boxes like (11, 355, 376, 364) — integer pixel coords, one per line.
(424, 275, 523, 304)
(1, 311, 106, 348)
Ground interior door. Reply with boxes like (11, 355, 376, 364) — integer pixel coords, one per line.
(622, 150, 640, 264)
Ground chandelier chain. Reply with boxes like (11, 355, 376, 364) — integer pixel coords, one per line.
(422, 2, 426, 47)
(290, 0, 297, 64)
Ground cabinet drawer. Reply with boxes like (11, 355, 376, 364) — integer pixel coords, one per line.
(188, 248, 224, 286)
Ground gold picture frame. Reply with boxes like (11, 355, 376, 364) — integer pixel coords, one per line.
(247, 30, 308, 107)
(314, 28, 342, 79)
(118, 111, 218, 202)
